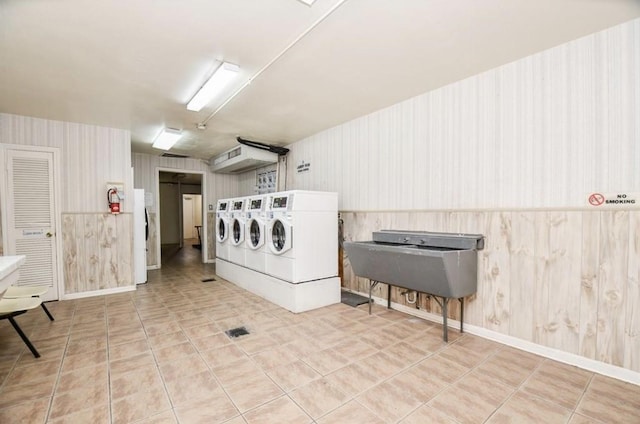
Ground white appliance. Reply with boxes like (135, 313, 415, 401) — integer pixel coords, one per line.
(244, 194, 268, 273)
(210, 144, 278, 174)
(265, 190, 338, 283)
(215, 198, 232, 262)
(228, 197, 248, 267)
(133, 189, 148, 284)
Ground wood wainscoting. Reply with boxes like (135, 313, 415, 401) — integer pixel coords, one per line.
(62, 212, 134, 294)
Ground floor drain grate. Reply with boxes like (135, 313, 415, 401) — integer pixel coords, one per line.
(225, 326, 249, 338)
(201, 277, 217, 282)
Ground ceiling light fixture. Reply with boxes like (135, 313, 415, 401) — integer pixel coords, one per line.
(152, 128, 183, 150)
(199, 0, 349, 126)
(297, 0, 317, 5)
(187, 62, 240, 112)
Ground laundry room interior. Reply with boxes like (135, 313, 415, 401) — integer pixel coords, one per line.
(0, 1, 639, 423)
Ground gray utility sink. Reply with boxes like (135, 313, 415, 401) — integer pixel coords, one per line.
(343, 230, 484, 341)
(344, 240, 478, 299)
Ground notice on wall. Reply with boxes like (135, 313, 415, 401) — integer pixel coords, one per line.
(587, 192, 639, 208)
(145, 192, 154, 208)
(296, 161, 311, 173)
(256, 169, 277, 194)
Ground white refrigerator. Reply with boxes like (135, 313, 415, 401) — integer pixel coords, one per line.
(134, 189, 148, 284)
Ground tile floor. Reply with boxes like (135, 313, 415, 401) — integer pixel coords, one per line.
(0, 247, 639, 423)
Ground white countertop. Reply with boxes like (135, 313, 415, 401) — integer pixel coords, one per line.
(0, 255, 26, 281)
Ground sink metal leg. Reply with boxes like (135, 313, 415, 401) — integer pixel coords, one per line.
(432, 296, 450, 342)
(368, 280, 379, 315)
(387, 284, 391, 309)
(442, 297, 449, 342)
(459, 297, 464, 334)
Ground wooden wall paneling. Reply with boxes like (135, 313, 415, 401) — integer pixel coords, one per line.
(392, 212, 410, 231)
(116, 214, 133, 287)
(340, 212, 357, 292)
(482, 211, 511, 333)
(508, 212, 536, 341)
(546, 211, 582, 353)
(596, 211, 629, 366)
(344, 212, 368, 295)
(61, 214, 78, 294)
(625, 211, 640, 371)
(533, 212, 551, 346)
(207, 212, 215, 261)
(98, 213, 117, 290)
(74, 214, 86, 294)
(83, 214, 99, 294)
(146, 212, 158, 267)
(579, 211, 600, 359)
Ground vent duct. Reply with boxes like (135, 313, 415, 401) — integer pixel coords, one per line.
(161, 152, 190, 158)
(210, 144, 279, 174)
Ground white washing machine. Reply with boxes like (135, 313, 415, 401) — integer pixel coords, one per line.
(265, 190, 338, 283)
(228, 197, 248, 267)
(215, 198, 231, 262)
(244, 194, 268, 273)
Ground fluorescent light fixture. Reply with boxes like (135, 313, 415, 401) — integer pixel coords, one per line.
(187, 62, 240, 112)
(152, 128, 182, 150)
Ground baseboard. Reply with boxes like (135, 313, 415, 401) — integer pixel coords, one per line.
(62, 285, 136, 300)
(147, 265, 160, 270)
(345, 288, 640, 386)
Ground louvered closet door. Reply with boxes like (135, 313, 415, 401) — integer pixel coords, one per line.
(5, 149, 59, 301)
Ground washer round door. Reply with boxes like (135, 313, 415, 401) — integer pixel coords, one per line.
(216, 217, 229, 242)
(231, 218, 244, 246)
(268, 218, 292, 255)
(246, 218, 264, 249)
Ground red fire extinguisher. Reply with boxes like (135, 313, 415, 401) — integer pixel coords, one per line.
(107, 188, 121, 214)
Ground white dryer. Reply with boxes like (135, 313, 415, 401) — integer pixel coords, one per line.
(244, 195, 268, 273)
(215, 198, 231, 262)
(265, 190, 338, 283)
(228, 197, 248, 267)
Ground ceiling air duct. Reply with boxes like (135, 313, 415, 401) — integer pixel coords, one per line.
(210, 144, 279, 174)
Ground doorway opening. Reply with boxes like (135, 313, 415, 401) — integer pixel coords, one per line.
(158, 171, 203, 267)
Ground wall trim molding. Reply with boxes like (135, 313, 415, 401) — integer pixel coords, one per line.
(346, 288, 640, 386)
(62, 285, 136, 300)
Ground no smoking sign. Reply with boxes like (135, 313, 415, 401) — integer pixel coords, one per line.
(587, 192, 638, 208)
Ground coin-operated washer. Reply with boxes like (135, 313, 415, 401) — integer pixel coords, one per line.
(228, 197, 248, 267)
(215, 199, 231, 262)
(265, 191, 338, 283)
(244, 195, 268, 273)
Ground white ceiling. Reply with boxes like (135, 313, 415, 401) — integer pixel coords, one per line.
(1, 0, 639, 160)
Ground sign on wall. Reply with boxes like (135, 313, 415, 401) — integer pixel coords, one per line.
(296, 161, 310, 173)
(587, 192, 639, 208)
(256, 170, 277, 194)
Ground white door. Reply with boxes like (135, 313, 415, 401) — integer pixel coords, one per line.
(3, 148, 59, 301)
(182, 195, 194, 239)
